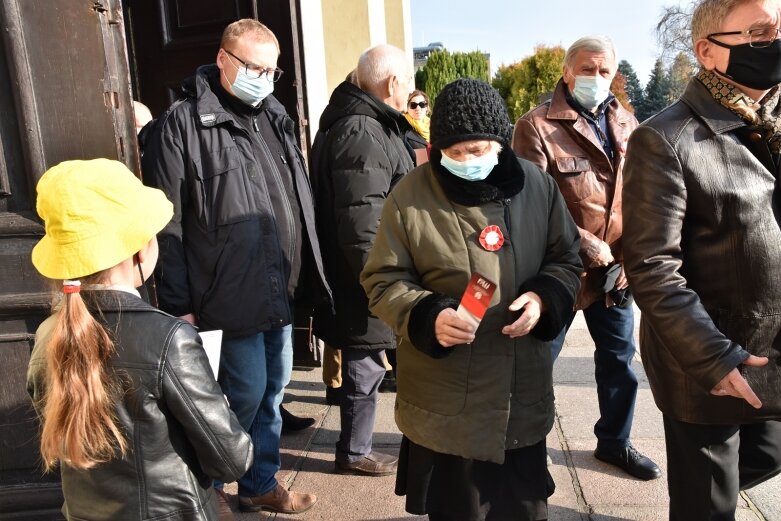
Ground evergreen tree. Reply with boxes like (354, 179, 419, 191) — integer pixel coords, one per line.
(454, 51, 490, 82)
(417, 50, 489, 108)
(666, 52, 696, 103)
(637, 58, 671, 121)
(618, 60, 644, 111)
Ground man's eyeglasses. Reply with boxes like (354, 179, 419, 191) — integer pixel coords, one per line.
(224, 49, 284, 82)
(707, 27, 781, 48)
(409, 101, 428, 109)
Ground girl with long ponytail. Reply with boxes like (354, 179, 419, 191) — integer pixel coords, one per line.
(38, 273, 126, 471)
(27, 159, 252, 520)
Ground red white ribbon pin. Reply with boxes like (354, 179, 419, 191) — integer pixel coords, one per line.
(479, 225, 504, 251)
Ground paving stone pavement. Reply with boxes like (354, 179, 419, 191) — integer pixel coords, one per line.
(223, 306, 780, 520)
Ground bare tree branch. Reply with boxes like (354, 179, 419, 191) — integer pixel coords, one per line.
(656, 2, 697, 64)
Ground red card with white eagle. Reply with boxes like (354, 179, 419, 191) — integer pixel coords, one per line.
(456, 272, 497, 329)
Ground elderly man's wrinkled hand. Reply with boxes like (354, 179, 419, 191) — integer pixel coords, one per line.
(588, 240, 615, 268)
(709, 355, 769, 408)
(435, 308, 475, 347)
(502, 292, 543, 338)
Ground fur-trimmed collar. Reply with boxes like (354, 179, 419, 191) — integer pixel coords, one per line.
(431, 147, 525, 205)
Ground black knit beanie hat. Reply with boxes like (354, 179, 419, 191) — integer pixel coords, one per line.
(429, 78, 512, 150)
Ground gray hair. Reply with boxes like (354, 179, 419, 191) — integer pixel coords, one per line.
(691, 0, 752, 46)
(564, 35, 617, 70)
(356, 44, 410, 94)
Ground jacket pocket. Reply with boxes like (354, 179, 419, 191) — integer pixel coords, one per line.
(553, 156, 596, 203)
(194, 147, 253, 230)
(398, 340, 470, 416)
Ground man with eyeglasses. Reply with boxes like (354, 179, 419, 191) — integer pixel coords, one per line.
(142, 18, 330, 520)
(622, 0, 781, 518)
(512, 35, 662, 482)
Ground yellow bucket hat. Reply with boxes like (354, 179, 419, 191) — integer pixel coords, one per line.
(32, 159, 173, 280)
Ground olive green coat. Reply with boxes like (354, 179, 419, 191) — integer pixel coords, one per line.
(361, 155, 581, 463)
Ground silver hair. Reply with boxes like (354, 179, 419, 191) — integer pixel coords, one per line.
(564, 35, 617, 70)
(356, 44, 409, 94)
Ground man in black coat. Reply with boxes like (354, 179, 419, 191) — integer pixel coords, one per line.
(142, 19, 329, 519)
(623, 0, 781, 518)
(311, 44, 415, 476)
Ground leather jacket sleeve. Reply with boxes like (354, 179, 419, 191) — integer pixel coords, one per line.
(622, 125, 750, 392)
(162, 324, 253, 481)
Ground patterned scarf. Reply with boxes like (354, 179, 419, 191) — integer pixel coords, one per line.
(697, 69, 781, 153)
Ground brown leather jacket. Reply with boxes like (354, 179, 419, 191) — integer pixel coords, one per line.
(512, 80, 638, 309)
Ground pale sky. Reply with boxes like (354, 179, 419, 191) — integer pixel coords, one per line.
(410, 0, 690, 86)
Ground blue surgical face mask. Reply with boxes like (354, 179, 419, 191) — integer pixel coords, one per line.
(231, 68, 274, 107)
(440, 150, 499, 181)
(571, 75, 612, 110)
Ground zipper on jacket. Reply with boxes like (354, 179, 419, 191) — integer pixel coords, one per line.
(503, 198, 512, 236)
(254, 128, 297, 286)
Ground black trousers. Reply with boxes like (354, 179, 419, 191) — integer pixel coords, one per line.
(664, 415, 781, 521)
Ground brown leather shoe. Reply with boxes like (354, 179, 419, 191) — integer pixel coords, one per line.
(238, 483, 317, 514)
(214, 488, 235, 521)
(334, 451, 398, 476)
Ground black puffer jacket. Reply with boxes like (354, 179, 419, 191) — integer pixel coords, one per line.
(311, 81, 415, 350)
(142, 65, 330, 338)
(27, 290, 252, 521)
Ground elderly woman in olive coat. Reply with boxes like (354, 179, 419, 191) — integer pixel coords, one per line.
(361, 79, 582, 521)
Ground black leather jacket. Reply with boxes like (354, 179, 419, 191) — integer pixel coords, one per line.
(27, 290, 252, 520)
(623, 78, 781, 424)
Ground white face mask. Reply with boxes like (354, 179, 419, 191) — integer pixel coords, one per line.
(440, 150, 499, 181)
(231, 69, 274, 107)
(571, 75, 612, 110)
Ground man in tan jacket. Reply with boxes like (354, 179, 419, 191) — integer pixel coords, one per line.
(512, 35, 661, 481)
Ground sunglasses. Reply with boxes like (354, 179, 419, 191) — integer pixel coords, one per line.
(409, 101, 428, 109)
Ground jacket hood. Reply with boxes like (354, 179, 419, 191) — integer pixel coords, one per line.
(319, 81, 409, 136)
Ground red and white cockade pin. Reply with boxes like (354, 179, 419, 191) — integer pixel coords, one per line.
(479, 225, 504, 251)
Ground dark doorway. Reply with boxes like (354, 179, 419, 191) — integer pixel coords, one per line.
(123, 0, 308, 152)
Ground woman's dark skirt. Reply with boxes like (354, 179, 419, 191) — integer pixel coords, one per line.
(396, 436, 554, 521)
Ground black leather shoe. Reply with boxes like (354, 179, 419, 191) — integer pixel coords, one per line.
(378, 373, 396, 393)
(594, 445, 662, 481)
(280, 405, 315, 433)
(325, 386, 341, 406)
(335, 451, 398, 476)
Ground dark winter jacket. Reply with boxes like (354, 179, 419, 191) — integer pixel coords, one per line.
(311, 81, 415, 350)
(142, 65, 330, 338)
(27, 290, 252, 521)
(361, 149, 582, 463)
(623, 78, 781, 424)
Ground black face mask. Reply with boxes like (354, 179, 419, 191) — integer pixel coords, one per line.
(707, 37, 781, 90)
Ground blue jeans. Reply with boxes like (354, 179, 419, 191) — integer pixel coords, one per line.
(550, 300, 637, 450)
(215, 325, 292, 496)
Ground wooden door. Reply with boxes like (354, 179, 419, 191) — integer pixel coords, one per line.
(0, 0, 137, 518)
(124, 0, 309, 152)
